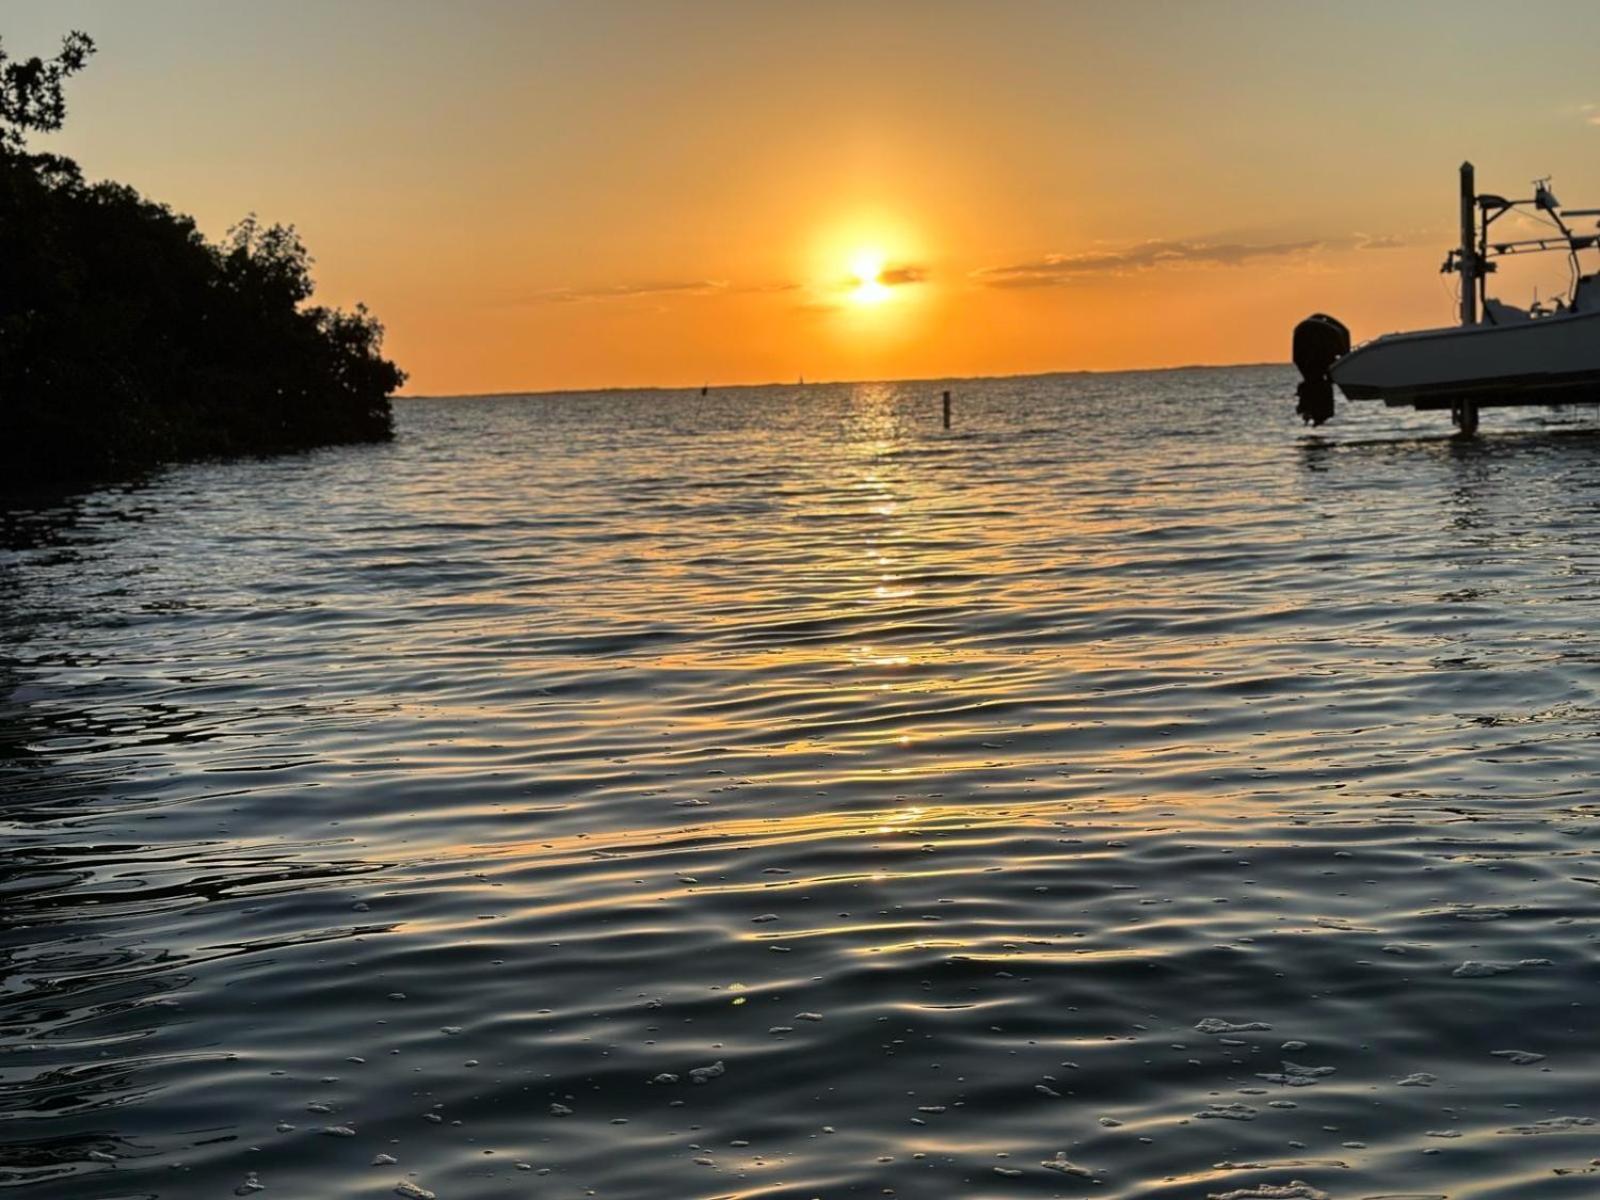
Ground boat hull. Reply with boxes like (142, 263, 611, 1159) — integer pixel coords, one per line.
(1331, 309, 1600, 408)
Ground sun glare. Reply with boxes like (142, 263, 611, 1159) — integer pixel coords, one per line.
(848, 250, 892, 305)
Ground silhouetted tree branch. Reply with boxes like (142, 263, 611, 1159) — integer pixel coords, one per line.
(0, 31, 95, 151)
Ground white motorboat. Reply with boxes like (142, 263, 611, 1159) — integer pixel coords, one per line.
(1294, 163, 1600, 435)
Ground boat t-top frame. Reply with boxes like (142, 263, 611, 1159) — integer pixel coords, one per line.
(1443, 161, 1600, 324)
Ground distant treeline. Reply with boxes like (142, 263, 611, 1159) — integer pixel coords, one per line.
(1, 32, 404, 490)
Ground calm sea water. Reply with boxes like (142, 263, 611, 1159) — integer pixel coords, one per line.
(5, 367, 1600, 1200)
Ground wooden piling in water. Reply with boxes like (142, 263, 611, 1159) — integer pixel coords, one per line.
(942, 390, 951, 429)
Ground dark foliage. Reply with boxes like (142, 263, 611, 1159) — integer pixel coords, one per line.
(1, 32, 404, 489)
(0, 29, 93, 150)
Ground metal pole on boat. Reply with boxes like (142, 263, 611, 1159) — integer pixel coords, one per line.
(1459, 161, 1477, 327)
(1455, 162, 1481, 435)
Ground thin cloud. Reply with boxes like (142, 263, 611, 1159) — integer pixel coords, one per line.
(879, 265, 929, 285)
(828, 263, 931, 292)
(541, 279, 728, 304)
(974, 239, 1322, 288)
(534, 278, 800, 304)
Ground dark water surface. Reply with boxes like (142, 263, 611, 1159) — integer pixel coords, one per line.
(4, 368, 1600, 1200)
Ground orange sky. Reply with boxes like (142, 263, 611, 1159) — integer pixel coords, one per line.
(15, 0, 1600, 393)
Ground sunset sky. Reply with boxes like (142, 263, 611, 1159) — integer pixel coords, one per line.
(13, 0, 1600, 394)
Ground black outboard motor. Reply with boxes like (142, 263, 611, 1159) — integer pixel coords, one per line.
(1292, 313, 1350, 425)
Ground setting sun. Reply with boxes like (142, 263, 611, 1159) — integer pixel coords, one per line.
(848, 251, 892, 305)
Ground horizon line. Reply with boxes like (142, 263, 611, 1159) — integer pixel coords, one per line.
(399, 359, 1287, 402)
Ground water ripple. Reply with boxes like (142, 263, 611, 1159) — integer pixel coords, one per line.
(4, 369, 1600, 1197)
